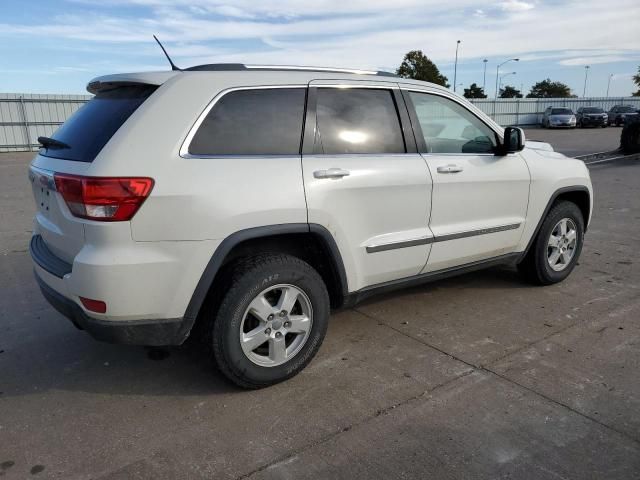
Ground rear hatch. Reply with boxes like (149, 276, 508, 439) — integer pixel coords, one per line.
(30, 83, 157, 264)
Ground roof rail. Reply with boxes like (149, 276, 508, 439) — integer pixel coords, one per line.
(183, 63, 397, 77)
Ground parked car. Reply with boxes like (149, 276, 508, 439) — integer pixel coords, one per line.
(576, 106, 608, 128)
(541, 107, 576, 128)
(608, 105, 639, 126)
(29, 64, 593, 388)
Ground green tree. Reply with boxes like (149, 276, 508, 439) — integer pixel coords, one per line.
(632, 67, 640, 96)
(526, 79, 572, 98)
(500, 85, 523, 98)
(463, 83, 487, 99)
(397, 50, 449, 87)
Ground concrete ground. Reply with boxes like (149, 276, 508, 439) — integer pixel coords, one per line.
(1, 142, 639, 479)
(523, 125, 621, 157)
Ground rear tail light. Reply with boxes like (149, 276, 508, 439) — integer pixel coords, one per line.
(54, 174, 154, 221)
(79, 297, 107, 314)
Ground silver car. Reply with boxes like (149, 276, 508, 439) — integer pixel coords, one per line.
(542, 107, 576, 129)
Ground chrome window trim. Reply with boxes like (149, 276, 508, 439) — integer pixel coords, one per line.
(365, 223, 521, 253)
(311, 83, 400, 89)
(179, 85, 308, 159)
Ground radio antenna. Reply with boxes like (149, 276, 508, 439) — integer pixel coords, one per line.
(153, 35, 181, 71)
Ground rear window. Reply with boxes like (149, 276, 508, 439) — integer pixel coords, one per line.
(189, 88, 306, 156)
(551, 108, 573, 115)
(40, 85, 157, 162)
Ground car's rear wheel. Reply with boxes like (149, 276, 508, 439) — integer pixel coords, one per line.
(209, 253, 330, 389)
(518, 201, 585, 285)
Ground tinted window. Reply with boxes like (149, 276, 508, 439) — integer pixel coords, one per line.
(315, 88, 405, 154)
(551, 108, 573, 115)
(583, 107, 603, 113)
(618, 106, 636, 113)
(408, 91, 497, 154)
(40, 85, 157, 162)
(189, 88, 305, 155)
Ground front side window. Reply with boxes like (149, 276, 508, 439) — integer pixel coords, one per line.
(189, 88, 306, 155)
(408, 91, 497, 154)
(314, 88, 405, 154)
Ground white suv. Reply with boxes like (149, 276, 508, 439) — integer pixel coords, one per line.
(29, 65, 593, 388)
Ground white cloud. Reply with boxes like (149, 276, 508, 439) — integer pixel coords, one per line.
(559, 55, 629, 66)
(498, 0, 535, 12)
(1, 0, 638, 73)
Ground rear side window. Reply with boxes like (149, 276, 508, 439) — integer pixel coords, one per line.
(40, 85, 157, 162)
(189, 88, 306, 155)
(314, 88, 405, 154)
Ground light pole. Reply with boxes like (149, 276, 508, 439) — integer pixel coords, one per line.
(453, 40, 461, 92)
(606, 73, 614, 98)
(494, 58, 519, 117)
(583, 65, 590, 97)
(482, 59, 488, 93)
(499, 72, 516, 96)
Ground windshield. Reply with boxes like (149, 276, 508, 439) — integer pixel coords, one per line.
(583, 107, 603, 114)
(40, 84, 157, 162)
(551, 108, 573, 115)
(618, 106, 636, 113)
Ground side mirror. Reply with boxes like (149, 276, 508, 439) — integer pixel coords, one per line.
(498, 126, 525, 155)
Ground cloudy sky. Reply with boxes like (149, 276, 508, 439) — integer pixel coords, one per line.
(1, 0, 639, 96)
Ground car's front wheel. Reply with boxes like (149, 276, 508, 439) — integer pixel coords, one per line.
(209, 253, 330, 389)
(518, 201, 585, 285)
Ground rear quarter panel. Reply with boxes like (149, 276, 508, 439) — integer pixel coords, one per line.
(87, 73, 309, 242)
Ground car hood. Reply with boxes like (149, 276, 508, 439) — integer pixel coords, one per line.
(525, 140, 554, 152)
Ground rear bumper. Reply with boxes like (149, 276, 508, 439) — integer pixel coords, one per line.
(34, 271, 188, 346)
(30, 233, 195, 346)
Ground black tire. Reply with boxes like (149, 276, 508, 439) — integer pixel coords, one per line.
(209, 253, 330, 389)
(518, 201, 585, 286)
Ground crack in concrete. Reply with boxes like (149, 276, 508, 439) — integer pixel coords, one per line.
(236, 366, 477, 479)
(355, 307, 640, 448)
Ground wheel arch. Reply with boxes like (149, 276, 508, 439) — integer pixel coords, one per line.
(178, 223, 348, 342)
(520, 186, 591, 261)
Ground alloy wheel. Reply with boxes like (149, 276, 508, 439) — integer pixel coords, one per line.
(547, 218, 578, 272)
(239, 284, 313, 367)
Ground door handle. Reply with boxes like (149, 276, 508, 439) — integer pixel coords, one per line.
(313, 168, 351, 179)
(437, 164, 464, 174)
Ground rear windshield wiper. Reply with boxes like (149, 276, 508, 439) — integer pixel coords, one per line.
(38, 136, 71, 149)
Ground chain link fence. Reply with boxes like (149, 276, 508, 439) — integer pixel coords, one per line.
(1, 92, 639, 152)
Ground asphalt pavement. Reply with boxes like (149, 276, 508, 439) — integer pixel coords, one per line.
(523, 124, 622, 157)
(1, 139, 639, 478)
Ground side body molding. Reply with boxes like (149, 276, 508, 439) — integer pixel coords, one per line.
(178, 223, 349, 342)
